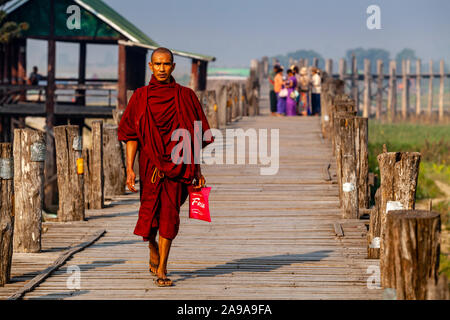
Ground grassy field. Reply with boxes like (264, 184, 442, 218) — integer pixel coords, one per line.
(368, 120, 450, 279)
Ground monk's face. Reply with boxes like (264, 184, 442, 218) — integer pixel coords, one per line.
(149, 52, 176, 83)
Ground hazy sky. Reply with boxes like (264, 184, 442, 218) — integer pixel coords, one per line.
(103, 0, 450, 67)
(26, 0, 450, 76)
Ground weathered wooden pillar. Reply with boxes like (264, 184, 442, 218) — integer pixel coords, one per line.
(339, 58, 346, 81)
(351, 54, 359, 111)
(117, 43, 127, 110)
(206, 90, 218, 129)
(90, 121, 104, 209)
(381, 210, 440, 300)
(82, 148, 92, 209)
(367, 188, 382, 258)
(363, 59, 371, 118)
(190, 59, 200, 91)
(387, 60, 397, 122)
(376, 60, 383, 120)
(18, 39, 26, 101)
(237, 83, 244, 121)
(216, 85, 227, 129)
(76, 42, 87, 106)
(325, 59, 333, 75)
(312, 57, 318, 68)
(13, 129, 45, 253)
(355, 117, 369, 209)
(401, 60, 409, 120)
(230, 83, 239, 121)
(103, 124, 126, 198)
(416, 59, 421, 116)
(337, 116, 359, 219)
(54, 125, 84, 222)
(226, 85, 232, 123)
(427, 59, 433, 120)
(0, 143, 14, 286)
(438, 60, 444, 122)
(45, 0, 57, 211)
(377, 152, 421, 264)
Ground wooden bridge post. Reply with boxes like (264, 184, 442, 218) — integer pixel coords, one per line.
(377, 151, 421, 262)
(438, 59, 444, 122)
(381, 210, 440, 300)
(226, 84, 232, 123)
(325, 59, 333, 75)
(401, 60, 408, 120)
(355, 117, 369, 209)
(351, 54, 359, 112)
(337, 116, 359, 219)
(339, 58, 346, 81)
(376, 60, 383, 120)
(367, 188, 382, 258)
(90, 121, 104, 209)
(230, 83, 239, 121)
(103, 124, 126, 199)
(363, 59, 371, 118)
(237, 83, 244, 120)
(387, 60, 397, 122)
(0, 143, 14, 286)
(54, 125, 84, 221)
(206, 90, 218, 129)
(13, 129, 46, 253)
(217, 85, 228, 129)
(427, 59, 433, 120)
(416, 59, 422, 116)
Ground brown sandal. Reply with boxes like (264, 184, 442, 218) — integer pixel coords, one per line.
(155, 277, 173, 287)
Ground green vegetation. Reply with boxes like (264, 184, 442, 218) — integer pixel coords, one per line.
(368, 120, 450, 279)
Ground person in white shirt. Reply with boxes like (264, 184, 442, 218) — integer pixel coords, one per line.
(311, 67, 321, 115)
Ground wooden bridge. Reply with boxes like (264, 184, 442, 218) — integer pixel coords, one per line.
(0, 82, 382, 300)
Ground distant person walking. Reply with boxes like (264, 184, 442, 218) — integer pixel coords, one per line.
(268, 64, 279, 116)
(28, 66, 46, 102)
(311, 67, 321, 115)
(298, 67, 310, 116)
(285, 69, 297, 116)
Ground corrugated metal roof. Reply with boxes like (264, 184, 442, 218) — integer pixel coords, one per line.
(3, 0, 216, 62)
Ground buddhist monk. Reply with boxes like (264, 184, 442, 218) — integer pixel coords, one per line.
(118, 47, 214, 287)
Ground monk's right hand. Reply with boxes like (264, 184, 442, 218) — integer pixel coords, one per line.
(126, 169, 137, 193)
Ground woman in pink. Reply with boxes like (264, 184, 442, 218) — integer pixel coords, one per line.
(285, 69, 297, 116)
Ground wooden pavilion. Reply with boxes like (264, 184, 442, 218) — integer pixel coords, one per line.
(0, 0, 215, 208)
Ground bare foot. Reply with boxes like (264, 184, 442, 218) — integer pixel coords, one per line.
(149, 240, 159, 275)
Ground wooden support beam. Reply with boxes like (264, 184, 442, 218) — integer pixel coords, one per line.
(90, 120, 104, 209)
(351, 54, 359, 112)
(198, 60, 208, 91)
(427, 59, 433, 119)
(325, 59, 333, 75)
(117, 43, 127, 110)
(103, 124, 126, 198)
(439, 59, 444, 122)
(355, 117, 369, 209)
(416, 59, 421, 116)
(363, 59, 371, 118)
(13, 129, 45, 253)
(0, 143, 14, 286)
(376, 60, 383, 120)
(377, 151, 421, 266)
(76, 42, 86, 106)
(387, 60, 397, 122)
(381, 210, 440, 300)
(17, 39, 26, 101)
(339, 58, 346, 81)
(190, 59, 200, 91)
(54, 125, 85, 222)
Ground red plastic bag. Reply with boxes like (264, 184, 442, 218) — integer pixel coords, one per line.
(189, 186, 211, 222)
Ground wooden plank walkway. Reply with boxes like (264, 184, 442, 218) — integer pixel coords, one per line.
(0, 84, 382, 300)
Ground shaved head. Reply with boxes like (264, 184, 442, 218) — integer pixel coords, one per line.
(151, 47, 174, 63)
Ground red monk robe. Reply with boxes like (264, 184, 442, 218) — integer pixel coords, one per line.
(118, 75, 214, 240)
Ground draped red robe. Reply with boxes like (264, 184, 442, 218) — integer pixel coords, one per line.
(118, 75, 213, 240)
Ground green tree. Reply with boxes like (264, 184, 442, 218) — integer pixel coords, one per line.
(395, 48, 418, 72)
(0, 0, 28, 44)
(271, 49, 324, 70)
(345, 47, 390, 73)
